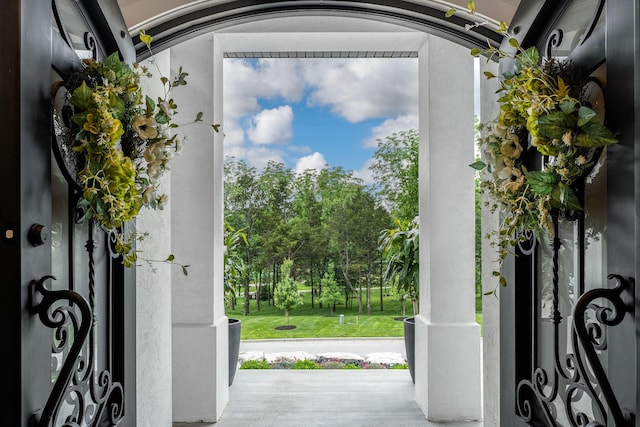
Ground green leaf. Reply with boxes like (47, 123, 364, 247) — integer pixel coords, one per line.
(445, 8, 456, 18)
(537, 112, 577, 139)
(139, 30, 153, 48)
(467, 1, 475, 13)
(483, 71, 496, 79)
(165, 254, 175, 262)
(145, 95, 156, 115)
(69, 81, 93, 110)
(525, 170, 558, 195)
(195, 112, 203, 122)
(577, 106, 596, 127)
(508, 38, 519, 48)
(515, 46, 539, 72)
(553, 186, 582, 211)
(470, 47, 482, 57)
(212, 124, 221, 132)
(498, 21, 508, 33)
(182, 265, 189, 276)
(575, 120, 618, 147)
(469, 159, 487, 170)
(559, 100, 577, 115)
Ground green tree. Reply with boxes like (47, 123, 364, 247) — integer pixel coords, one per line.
(319, 263, 342, 316)
(291, 169, 328, 308)
(370, 129, 419, 221)
(379, 216, 420, 316)
(273, 259, 304, 324)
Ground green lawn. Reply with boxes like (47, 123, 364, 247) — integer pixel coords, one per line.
(226, 290, 483, 339)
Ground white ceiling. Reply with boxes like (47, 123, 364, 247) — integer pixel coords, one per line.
(116, 0, 522, 32)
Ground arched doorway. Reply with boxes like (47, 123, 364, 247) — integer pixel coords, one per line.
(145, 6, 497, 423)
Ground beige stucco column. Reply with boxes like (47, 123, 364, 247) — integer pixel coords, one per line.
(169, 33, 229, 423)
(414, 34, 482, 421)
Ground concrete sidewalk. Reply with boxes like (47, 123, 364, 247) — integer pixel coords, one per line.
(239, 337, 407, 360)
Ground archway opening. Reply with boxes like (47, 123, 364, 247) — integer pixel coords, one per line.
(161, 10, 493, 423)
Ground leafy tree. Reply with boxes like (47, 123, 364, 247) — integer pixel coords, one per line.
(370, 129, 419, 221)
(319, 263, 342, 316)
(273, 259, 304, 324)
(379, 216, 420, 316)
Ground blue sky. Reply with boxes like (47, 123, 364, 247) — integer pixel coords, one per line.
(223, 58, 418, 184)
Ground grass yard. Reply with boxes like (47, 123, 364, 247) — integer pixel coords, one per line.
(226, 290, 483, 339)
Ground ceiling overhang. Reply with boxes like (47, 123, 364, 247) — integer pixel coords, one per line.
(120, 1, 510, 60)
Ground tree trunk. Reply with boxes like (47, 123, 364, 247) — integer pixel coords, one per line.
(366, 273, 371, 316)
(379, 252, 384, 311)
(256, 269, 262, 310)
(243, 275, 250, 315)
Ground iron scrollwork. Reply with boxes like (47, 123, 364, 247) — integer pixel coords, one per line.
(516, 212, 634, 426)
(29, 274, 124, 427)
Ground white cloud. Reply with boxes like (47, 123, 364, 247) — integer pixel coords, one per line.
(294, 152, 328, 175)
(224, 59, 305, 118)
(363, 114, 419, 148)
(247, 105, 294, 145)
(352, 157, 376, 185)
(301, 58, 418, 122)
(222, 57, 419, 171)
(224, 144, 285, 170)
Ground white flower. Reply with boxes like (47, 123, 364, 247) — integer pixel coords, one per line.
(133, 115, 158, 140)
(500, 136, 523, 159)
(159, 101, 174, 117)
(502, 167, 525, 192)
(142, 186, 156, 205)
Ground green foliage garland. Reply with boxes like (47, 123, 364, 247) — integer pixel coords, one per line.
(58, 31, 215, 268)
(455, 4, 618, 290)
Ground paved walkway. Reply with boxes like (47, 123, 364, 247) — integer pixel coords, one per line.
(173, 338, 483, 427)
(239, 337, 407, 361)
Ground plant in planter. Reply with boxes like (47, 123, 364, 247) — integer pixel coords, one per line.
(223, 220, 247, 385)
(379, 216, 419, 383)
(379, 216, 419, 316)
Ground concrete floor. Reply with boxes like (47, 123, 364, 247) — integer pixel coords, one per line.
(173, 339, 483, 427)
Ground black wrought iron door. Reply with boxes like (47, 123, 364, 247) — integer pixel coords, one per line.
(500, 0, 637, 426)
(2, 0, 136, 425)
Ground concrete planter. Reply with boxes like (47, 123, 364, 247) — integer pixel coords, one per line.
(403, 317, 415, 383)
(229, 318, 242, 385)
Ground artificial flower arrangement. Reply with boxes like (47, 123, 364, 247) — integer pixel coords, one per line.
(450, 3, 618, 289)
(55, 31, 217, 271)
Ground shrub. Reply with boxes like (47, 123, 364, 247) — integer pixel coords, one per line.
(291, 359, 320, 369)
(270, 357, 295, 369)
(390, 363, 409, 369)
(317, 360, 346, 369)
(259, 284, 271, 301)
(240, 360, 270, 369)
(343, 363, 361, 369)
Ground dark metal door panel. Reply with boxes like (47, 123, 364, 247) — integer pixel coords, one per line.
(3, 0, 137, 425)
(500, 0, 637, 425)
